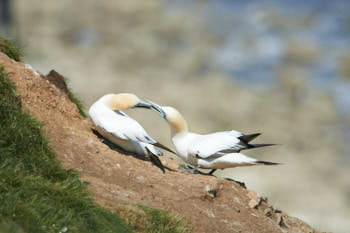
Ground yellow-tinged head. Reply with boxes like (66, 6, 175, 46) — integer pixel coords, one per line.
(105, 93, 166, 118)
(107, 93, 142, 111)
(162, 106, 188, 134)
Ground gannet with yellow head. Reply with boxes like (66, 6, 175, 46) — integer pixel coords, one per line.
(153, 105, 278, 175)
(89, 93, 174, 172)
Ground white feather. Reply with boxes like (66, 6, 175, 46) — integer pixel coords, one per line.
(162, 106, 272, 170)
(89, 94, 161, 156)
(188, 131, 245, 159)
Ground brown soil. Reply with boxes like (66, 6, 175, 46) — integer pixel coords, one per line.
(1, 52, 318, 233)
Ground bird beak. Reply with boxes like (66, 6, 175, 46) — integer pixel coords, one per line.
(133, 100, 153, 109)
(133, 100, 166, 118)
(146, 100, 166, 118)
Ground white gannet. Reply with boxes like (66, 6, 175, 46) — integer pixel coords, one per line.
(153, 105, 279, 174)
(89, 93, 174, 172)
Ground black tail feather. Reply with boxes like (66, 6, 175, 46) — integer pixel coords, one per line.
(145, 147, 165, 173)
(256, 160, 281, 165)
(153, 142, 176, 155)
(239, 133, 261, 143)
(247, 143, 278, 149)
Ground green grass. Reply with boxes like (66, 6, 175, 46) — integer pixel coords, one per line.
(64, 77, 87, 118)
(139, 205, 191, 233)
(0, 66, 132, 233)
(0, 37, 23, 62)
(0, 220, 25, 233)
(122, 205, 191, 233)
(0, 37, 86, 117)
(0, 36, 191, 232)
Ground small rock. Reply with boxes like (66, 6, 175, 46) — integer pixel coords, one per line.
(264, 207, 273, 217)
(206, 209, 216, 218)
(116, 163, 121, 169)
(235, 207, 240, 213)
(276, 213, 289, 228)
(247, 190, 262, 209)
(233, 197, 241, 204)
(203, 184, 218, 200)
(205, 185, 211, 193)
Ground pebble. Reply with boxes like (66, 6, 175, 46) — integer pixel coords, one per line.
(264, 207, 273, 217)
(276, 213, 289, 228)
(206, 209, 216, 218)
(205, 185, 211, 193)
(247, 190, 261, 209)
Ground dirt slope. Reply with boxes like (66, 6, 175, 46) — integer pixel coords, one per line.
(0, 52, 318, 233)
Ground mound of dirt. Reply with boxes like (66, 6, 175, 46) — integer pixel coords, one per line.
(0, 52, 318, 233)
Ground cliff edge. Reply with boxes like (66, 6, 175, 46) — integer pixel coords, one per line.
(0, 52, 318, 233)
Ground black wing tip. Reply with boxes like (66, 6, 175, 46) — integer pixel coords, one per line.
(239, 133, 261, 143)
(256, 160, 282, 166)
(248, 143, 280, 149)
(153, 142, 176, 155)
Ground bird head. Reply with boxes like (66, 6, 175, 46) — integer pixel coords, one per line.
(160, 106, 188, 134)
(108, 93, 166, 117)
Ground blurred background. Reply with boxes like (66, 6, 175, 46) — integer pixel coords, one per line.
(2, 0, 350, 232)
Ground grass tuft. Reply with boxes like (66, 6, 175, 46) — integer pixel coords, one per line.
(122, 204, 191, 233)
(65, 78, 87, 117)
(0, 66, 132, 233)
(0, 37, 23, 62)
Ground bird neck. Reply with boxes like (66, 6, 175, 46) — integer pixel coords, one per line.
(106, 95, 130, 111)
(169, 116, 188, 136)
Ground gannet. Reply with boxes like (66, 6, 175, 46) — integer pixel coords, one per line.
(89, 93, 174, 172)
(153, 105, 279, 174)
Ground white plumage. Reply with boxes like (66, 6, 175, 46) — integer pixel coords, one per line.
(89, 94, 173, 159)
(158, 106, 278, 174)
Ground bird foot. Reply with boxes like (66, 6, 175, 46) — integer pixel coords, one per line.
(178, 165, 216, 176)
(178, 164, 200, 174)
(145, 148, 165, 173)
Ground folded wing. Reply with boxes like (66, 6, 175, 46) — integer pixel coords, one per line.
(189, 131, 274, 159)
(98, 113, 157, 144)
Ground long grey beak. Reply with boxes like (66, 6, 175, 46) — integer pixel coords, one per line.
(133, 100, 166, 118)
(146, 100, 166, 118)
(133, 100, 152, 109)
